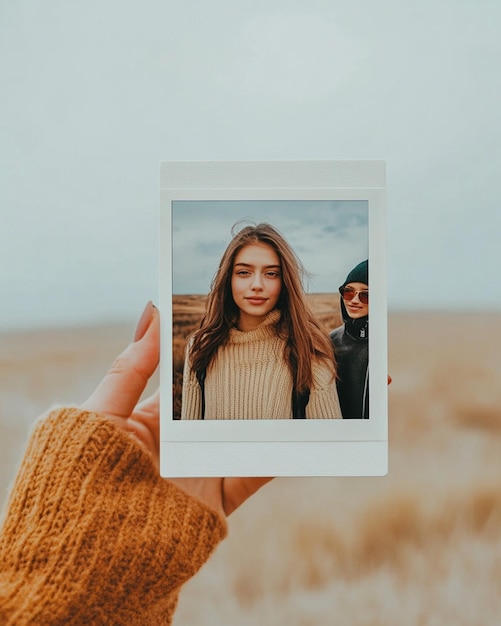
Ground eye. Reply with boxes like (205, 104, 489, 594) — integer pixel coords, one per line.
(265, 271, 281, 278)
(235, 269, 251, 276)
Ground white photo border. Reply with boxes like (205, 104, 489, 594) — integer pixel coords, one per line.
(159, 161, 387, 477)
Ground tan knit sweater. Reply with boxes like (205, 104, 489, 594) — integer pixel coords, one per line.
(0, 408, 227, 625)
(182, 310, 342, 420)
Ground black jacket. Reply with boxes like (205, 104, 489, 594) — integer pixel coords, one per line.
(330, 300, 369, 419)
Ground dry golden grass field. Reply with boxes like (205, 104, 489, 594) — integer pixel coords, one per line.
(1, 307, 501, 625)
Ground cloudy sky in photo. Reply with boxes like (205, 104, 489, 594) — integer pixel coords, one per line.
(1, 1, 500, 330)
(172, 201, 368, 294)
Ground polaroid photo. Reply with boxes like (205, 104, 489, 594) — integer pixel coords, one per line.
(159, 160, 387, 477)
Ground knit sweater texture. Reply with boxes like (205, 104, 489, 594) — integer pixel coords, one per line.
(0, 407, 227, 625)
(182, 310, 342, 420)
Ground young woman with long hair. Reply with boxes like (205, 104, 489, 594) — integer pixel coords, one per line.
(181, 223, 342, 420)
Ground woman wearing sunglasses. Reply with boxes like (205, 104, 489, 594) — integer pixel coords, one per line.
(330, 260, 369, 419)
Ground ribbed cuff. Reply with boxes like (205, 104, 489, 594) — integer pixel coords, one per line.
(0, 408, 227, 625)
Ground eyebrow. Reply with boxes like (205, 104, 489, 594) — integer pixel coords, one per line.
(234, 263, 281, 269)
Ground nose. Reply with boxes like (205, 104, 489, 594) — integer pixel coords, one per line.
(350, 292, 361, 303)
(251, 273, 264, 290)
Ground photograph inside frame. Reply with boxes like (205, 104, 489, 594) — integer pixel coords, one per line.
(172, 200, 368, 422)
(159, 160, 387, 477)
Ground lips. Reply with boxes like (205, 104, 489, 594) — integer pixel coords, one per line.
(246, 297, 268, 305)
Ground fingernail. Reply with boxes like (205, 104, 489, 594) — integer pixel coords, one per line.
(134, 301, 155, 342)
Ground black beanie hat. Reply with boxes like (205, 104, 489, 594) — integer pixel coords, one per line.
(338, 259, 369, 337)
(341, 259, 368, 288)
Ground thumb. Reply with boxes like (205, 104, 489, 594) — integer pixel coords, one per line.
(81, 302, 160, 418)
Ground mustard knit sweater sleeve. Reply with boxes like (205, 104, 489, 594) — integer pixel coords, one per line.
(0, 408, 227, 626)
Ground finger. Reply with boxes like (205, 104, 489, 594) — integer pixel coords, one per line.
(127, 389, 161, 459)
(222, 477, 274, 516)
(135, 388, 160, 415)
(81, 303, 160, 418)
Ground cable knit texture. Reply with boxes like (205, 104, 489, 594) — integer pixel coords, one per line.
(0, 408, 227, 625)
(182, 310, 342, 420)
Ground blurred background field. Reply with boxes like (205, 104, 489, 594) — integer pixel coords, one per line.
(1, 310, 501, 625)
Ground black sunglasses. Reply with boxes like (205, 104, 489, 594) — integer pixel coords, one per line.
(339, 286, 369, 305)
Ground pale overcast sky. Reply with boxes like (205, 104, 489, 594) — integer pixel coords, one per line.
(1, 1, 500, 330)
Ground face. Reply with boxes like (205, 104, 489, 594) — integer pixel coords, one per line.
(342, 282, 369, 319)
(231, 242, 282, 331)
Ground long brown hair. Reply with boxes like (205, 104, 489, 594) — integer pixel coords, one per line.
(189, 222, 335, 392)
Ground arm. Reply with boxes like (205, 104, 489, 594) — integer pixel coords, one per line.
(0, 408, 226, 626)
(306, 360, 343, 419)
(0, 302, 271, 625)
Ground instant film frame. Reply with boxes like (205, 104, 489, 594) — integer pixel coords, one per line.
(160, 160, 387, 477)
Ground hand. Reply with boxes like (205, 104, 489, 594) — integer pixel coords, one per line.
(81, 301, 272, 518)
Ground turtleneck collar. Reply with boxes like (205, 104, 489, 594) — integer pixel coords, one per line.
(229, 309, 281, 343)
(345, 315, 368, 340)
